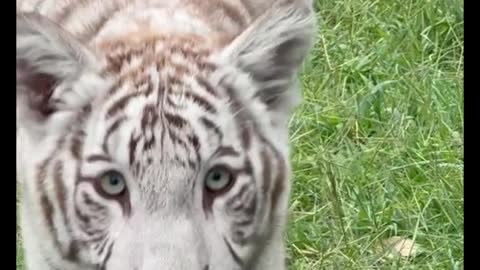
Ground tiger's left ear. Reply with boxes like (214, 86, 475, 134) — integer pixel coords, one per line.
(17, 12, 107, 141)
(219, 2, 316, 124)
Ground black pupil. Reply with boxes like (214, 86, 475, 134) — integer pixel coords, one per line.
(109, 175, 120, 186)
(212, 172, 222, 181)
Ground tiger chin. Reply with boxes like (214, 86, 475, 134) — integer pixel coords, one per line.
(16, 0, 316, 269)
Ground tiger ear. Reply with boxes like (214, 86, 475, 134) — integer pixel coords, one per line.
(16, 13, 106, 141)
(220, 2, 315, 123)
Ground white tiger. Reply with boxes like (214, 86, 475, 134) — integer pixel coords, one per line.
(16, 0, 316, 269)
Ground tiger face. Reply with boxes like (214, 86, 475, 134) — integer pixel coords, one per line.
(16, 3, 314, 270)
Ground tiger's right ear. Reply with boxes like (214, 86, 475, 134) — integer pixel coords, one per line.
(17, 13, 107, 141)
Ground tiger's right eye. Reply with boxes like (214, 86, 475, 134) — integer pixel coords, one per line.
(100, 171, 126, 196)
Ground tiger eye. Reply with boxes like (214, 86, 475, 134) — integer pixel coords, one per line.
(100, 171, 126, 196)
(205, 167, 233, 192)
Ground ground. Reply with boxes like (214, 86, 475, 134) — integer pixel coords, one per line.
(16, 0, 464, 269)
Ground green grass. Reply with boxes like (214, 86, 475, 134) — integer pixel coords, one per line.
(286, 0, 463, 269)
(16, 0, 463, 269)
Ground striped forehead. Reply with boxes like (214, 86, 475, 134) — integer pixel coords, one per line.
(84, 35, 242, 173)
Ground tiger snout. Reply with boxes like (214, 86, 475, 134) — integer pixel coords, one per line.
(104, 218, 209, 270)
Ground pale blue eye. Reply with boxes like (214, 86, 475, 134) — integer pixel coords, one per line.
(205, 167, 232, 191)
(100, 171, 126, 195)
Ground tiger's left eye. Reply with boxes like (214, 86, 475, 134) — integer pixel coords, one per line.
(100, 171, 126, 196)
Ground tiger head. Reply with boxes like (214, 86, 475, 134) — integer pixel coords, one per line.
(16, 3, 315, 270)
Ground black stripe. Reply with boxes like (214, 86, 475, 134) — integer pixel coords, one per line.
(103, 117, 126, 153)
(86, 154, 111, 163)
(223, 237, 244, 267)
(196, 76, 218, 97)
(164, 112, 187, 129)
(97, 237, 110, 257)
(200, 117, 223, 141)
(225, 183, 250, 209)
(185, 91, 217, 113)
(100, 241, 114, 270)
